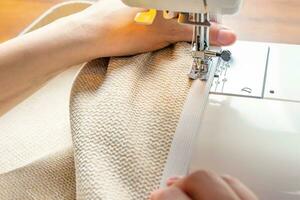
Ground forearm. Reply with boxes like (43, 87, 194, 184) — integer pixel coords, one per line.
(0, 16, 96, 111)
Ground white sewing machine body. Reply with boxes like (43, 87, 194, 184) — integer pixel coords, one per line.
(189, 41, 300, 199)
(122, 0, 242, 14)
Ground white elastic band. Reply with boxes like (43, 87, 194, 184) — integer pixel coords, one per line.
(160, 58, 219, 188)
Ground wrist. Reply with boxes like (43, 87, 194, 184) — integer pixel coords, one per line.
(62, 12, 109, 60)
(52, 14, 103, 63)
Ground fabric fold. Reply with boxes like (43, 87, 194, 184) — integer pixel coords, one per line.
(0, 148, 75, 200)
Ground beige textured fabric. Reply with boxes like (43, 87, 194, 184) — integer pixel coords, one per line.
(0, 66, 79, 199)
(0, 149, 75, 200)
(70, 44, 192, 199)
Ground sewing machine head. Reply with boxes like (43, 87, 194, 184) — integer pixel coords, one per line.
(121, 0, 242, 14)
(122, 0, 242, 80)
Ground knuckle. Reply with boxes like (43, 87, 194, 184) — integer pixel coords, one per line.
(193, 169, 217, 180)
(222, 174, 239, 185)
(184, 170, 217, 187)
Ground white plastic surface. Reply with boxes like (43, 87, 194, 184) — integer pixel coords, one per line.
(121, 0, 242, 14)
(211, 41, 269, 98)
(190, 95, 300, 199)
(264, 43, 300, 102)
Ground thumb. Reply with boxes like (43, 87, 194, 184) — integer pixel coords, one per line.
(210, 23, 237, 46)
(171, 21, 237, 46)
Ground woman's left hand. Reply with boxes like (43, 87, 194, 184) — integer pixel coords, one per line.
(72, 0, 237, 58)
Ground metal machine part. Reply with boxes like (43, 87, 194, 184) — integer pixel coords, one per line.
(176, 0, 232, 81)
(188, 12, 211, 80)
(178, 12, 231, 81)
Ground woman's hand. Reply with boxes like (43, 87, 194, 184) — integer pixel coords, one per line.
(72, 0, 237, 58)
(151, 170, 258, 200)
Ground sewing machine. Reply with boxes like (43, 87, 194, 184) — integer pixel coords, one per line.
(122, 0, 242, 80)
(122, 0, 300, 199)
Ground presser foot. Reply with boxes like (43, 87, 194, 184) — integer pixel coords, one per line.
(188, 58, 211, 80)
(188, 50, 231, 81)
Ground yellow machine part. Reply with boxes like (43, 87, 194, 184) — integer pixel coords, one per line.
(134, 9, 157, 25)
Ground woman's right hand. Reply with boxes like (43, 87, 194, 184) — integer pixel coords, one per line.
(151, 170, 258, 200)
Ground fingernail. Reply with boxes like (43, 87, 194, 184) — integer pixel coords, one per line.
(217, 29, 236, 45)
(221, 174, 238, 184)
(221, 174, 232, 179)
(166, 176, 181, 186)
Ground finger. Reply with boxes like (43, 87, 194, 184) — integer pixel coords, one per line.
(210, 23, 237, 46)
(150, 187, 191, 200)
(169, 20, 236, 46)
(174, 170, 240, 200)
(222, 175, 258, 200)
(166, 176, 182, 186)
